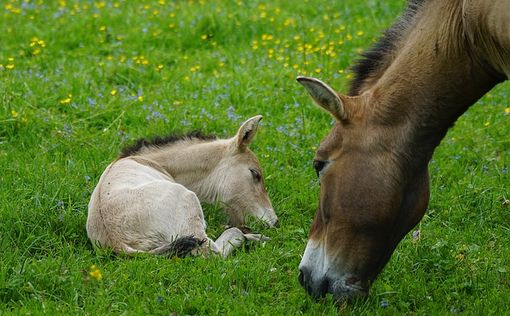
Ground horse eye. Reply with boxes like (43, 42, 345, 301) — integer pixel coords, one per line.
(313, 160, 326, 177)
(250, 169, 262, 182)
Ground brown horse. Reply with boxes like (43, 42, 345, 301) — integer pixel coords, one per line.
(297, 0, 509, 303)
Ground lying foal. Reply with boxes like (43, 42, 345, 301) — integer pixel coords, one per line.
(86, 115, 277, 257)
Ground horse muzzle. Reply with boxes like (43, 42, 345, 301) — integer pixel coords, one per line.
(298, 239, 368, 303)
(298, 267, 368, 303)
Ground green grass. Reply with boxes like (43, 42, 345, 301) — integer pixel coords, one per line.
(1, 0, 509, 314)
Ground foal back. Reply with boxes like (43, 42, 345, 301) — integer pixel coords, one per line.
(87, 158, 207, 254)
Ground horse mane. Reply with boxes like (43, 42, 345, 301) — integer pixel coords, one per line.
(349, 0, 424, 95)
(119, 131, 217, 158)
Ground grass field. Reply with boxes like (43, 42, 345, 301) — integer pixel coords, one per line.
(1, 0, 509, 314)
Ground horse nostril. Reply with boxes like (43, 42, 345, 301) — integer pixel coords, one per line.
(317, 277, 329, 298)
(299, 268, 330, 299)
(298, 269, 306, 287)
(345, 276, 360, 286)
(274, 219, 280, 228)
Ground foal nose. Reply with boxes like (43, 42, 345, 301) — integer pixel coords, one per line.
(298, 268, 329, 299)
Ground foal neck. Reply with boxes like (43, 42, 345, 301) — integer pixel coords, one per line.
(140, 139, 230, 202)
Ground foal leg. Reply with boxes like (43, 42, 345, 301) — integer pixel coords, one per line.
(211, 227, 268, 258)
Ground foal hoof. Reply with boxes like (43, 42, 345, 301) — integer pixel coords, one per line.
(243, 233, 270, 242)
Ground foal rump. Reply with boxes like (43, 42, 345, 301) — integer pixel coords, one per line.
(149, 235, 206, 258)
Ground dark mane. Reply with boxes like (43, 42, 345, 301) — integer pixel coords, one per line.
(119, 131, 217, 158)
(349, 0, 423, 95)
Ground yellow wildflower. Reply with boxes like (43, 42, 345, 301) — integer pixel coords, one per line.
(505, 107, 510, 115)
(89, 265, 102, 281)
(110, 89, 117, 96)
(6, 64, 15, 70)
(60, 95, 72, 105)
(5, 3, 21, 14)
(138, 95, 144, 102)
(11, 110, 18, 118)
(156, 64, 164, 71)
(261, 34, 273, 41)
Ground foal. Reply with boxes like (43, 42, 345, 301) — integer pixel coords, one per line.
(86, 115, 277, 258)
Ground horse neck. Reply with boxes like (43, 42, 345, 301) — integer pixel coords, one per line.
(363, 0, 502, 171)
(142, 140, 230, 202)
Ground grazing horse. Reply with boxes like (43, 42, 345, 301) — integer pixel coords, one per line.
(297, 0, 509, 302)
(86, 115, 278, 258)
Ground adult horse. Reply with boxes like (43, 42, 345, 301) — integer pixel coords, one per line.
(297, 0, 509, 302)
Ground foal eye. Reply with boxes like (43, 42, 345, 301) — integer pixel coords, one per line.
(250, 169, 262, 182)
(313, 160, 327, 177)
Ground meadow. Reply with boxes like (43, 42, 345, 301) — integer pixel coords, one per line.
(1, 0, 509, 314)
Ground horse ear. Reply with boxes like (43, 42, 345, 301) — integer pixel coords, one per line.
(296, 76, 347, 120)
(234, 115, 263, 151)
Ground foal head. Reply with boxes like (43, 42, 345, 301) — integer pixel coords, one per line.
(297, 77, 430, 302)
(211, 115, 278, 227)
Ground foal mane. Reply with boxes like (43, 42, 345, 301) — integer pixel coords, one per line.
(119, 131, 217, 158)
(349, 0, 424, 95)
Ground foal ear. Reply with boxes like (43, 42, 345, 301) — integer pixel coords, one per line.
(234, 115, 263, 151)
(296, 76, 347, 120)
